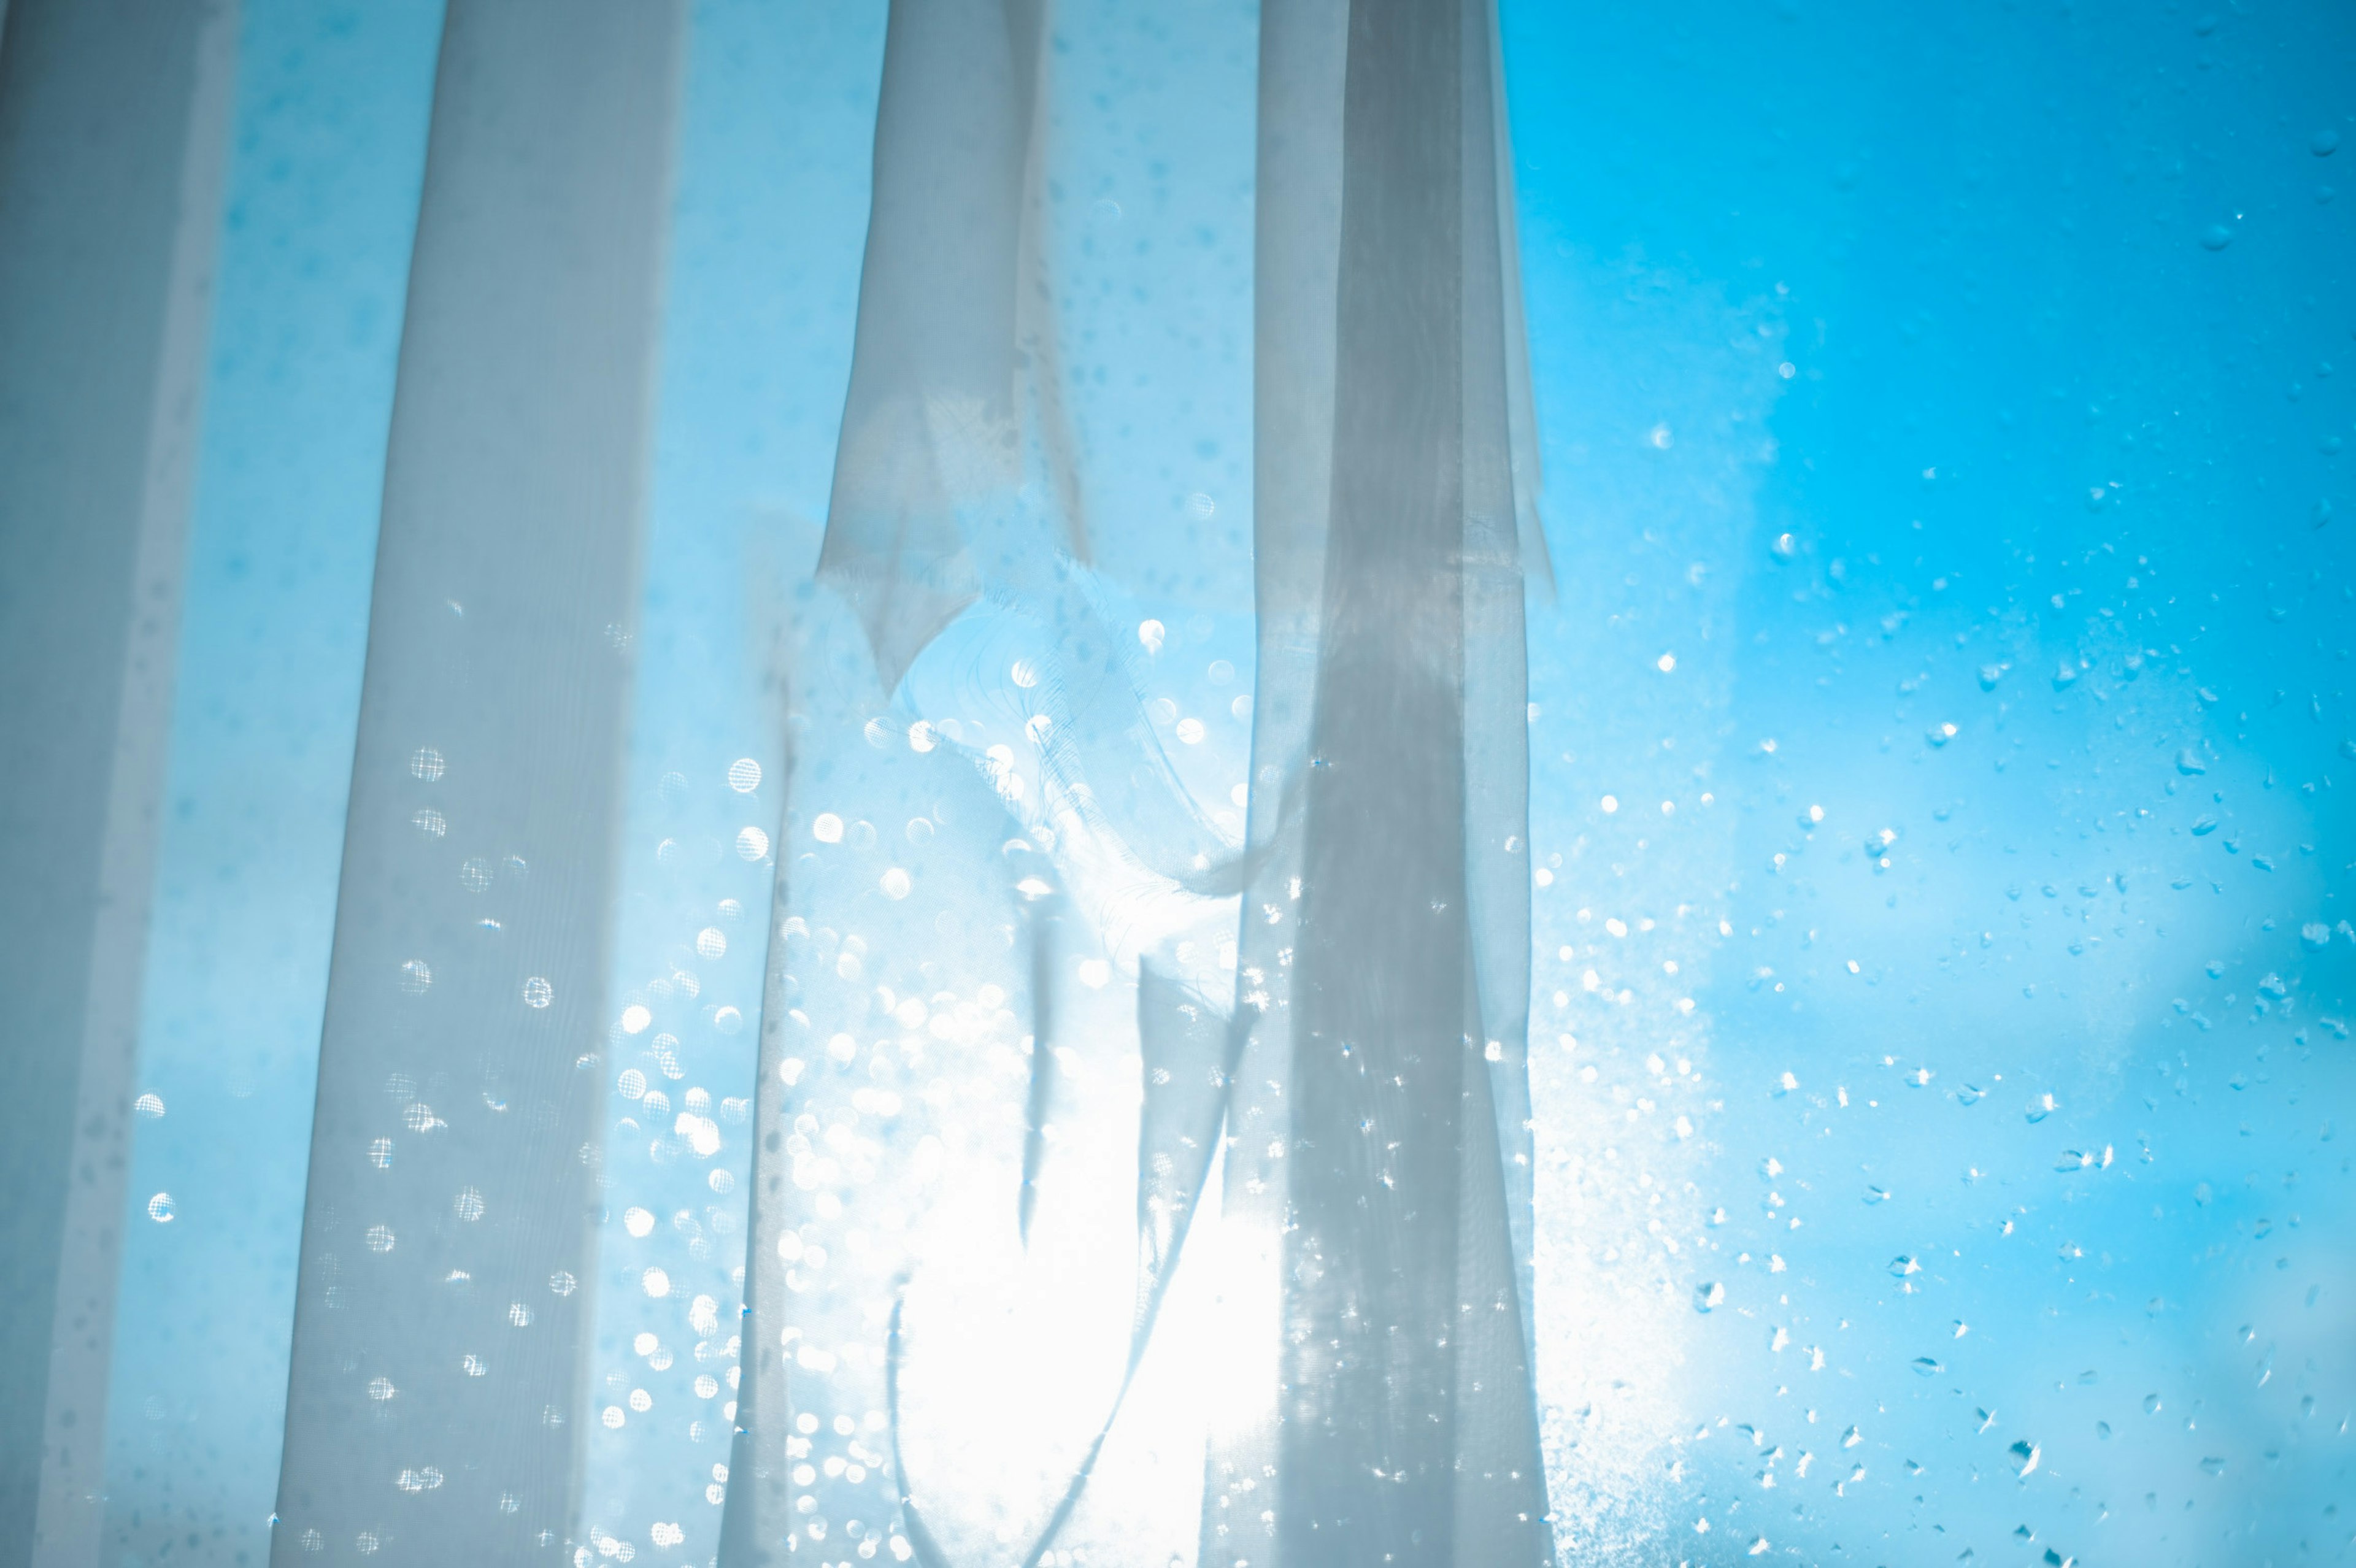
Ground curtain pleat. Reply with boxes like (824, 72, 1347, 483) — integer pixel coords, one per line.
(814, 0, 1058, 695)
(1260, 0, 1549, 1557)
(724, 2, 1058, 1553)
(728, 0, 1549, 1562)
(727, 2, 1241, 1560)
(1210, 0, 1550, 1562)
(268, 6, 683, 1562)
(0, 2, 237, 1561)
(1196, 0, 1350, 1559)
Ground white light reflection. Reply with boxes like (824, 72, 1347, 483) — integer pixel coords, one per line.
(885, 963, 1239, 1562)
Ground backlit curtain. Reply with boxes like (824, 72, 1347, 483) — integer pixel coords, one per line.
(1, 0, 1553, 1564)
(723, 0, 1550, 1563)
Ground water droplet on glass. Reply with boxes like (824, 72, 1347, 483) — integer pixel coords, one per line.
(2198, 223, 2233, 250)
(147, 1193, 175, 1223)
(727, 758, 762, 793)
(522, 976, 553, 1009)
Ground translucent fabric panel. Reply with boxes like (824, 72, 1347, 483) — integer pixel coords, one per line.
(571, 0, 884, 1554)
(0, 2, 237, 1558)
(101, 7, 442, 1562)
(720, 0, 1272, 1551)
(270, 4, 685, 1559)
(719, 1, 1552, 1564)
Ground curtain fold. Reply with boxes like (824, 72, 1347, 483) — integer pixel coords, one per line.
(727, 4, 1258, 1563)
(814, 0, 1064, 694)
(0, 2, 237, 1561)
(729, 0, 1549, 1563)
(1207, 0, 1549, 1563)
(1253, 0, 1549, 1558)
(268, 5, 684, 1562)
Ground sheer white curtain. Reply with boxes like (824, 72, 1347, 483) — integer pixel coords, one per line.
(731, 0, 1549, 1561)
(0, 1, 236, 1557)
(269, 5, 686, 1558)
(1, 1, 1548, 1565)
